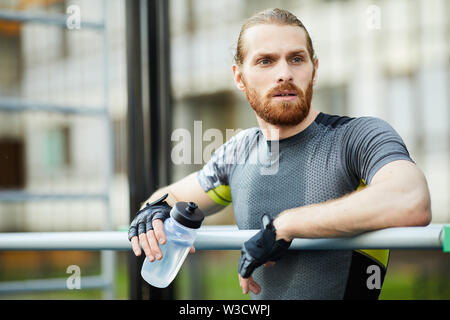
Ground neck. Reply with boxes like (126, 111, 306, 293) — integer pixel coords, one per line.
(256, 108, 319, 141)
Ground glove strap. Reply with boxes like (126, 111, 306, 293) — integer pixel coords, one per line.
(145, 193, 169, 207)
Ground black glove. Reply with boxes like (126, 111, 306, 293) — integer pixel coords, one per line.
(238, 215, 292, 278)
(128, 193, 172, 241)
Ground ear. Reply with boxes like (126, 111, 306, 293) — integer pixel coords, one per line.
(232, 64, 246, 92)
(312, 58, 319, 85)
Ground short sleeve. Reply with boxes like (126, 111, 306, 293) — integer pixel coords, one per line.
(197, 128, 257, 206)
(342, 117, 414, 185)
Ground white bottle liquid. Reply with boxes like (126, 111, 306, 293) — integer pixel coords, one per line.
(141, 201, 204, 288)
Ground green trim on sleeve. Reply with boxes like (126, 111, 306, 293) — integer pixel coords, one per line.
(206, 185, 232, 206)
(356, 249, 390, 268)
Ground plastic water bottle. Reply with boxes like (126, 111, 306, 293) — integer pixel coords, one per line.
(141, 201, 204, 288)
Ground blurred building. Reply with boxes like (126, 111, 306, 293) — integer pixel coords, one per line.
(0, 0, 448, 234)
(0, 0, 128, 232)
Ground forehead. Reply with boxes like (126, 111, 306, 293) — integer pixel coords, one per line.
(242, 24, 309, 59)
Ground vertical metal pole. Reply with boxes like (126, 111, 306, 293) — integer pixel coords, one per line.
(125, 0, 148, 300)
(145, 0, 174, 300)
(126, 0, 174, 301)
(147, 0, 172, 188)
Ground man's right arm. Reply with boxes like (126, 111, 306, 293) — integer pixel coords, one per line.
(142, 171, 223, 214)
(131, 171, 223, 261)
(131, 127, 249, 260)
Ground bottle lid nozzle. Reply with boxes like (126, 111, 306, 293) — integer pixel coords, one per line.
(186, 202, 198, 213)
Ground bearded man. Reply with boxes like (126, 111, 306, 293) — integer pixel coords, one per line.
(128, 8, 431, 300)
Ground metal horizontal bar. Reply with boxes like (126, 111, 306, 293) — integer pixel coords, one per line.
(0, 275, 110, 294)
(0, 224, 445, 251)
(199, 224, 445, 250)
(0, 9, 104, 30)
(0, 191, 108, 202)
(0, 98, 107, 116)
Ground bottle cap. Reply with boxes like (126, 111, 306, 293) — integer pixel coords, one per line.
(170, 201, 204, 229)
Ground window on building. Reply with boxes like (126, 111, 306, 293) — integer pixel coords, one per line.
(0, 140, 25, 189)
(43, 126, 71, 171)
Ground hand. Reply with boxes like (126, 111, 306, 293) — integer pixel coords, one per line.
(238, 215, 292, 280)
(128, 193, 173, 262)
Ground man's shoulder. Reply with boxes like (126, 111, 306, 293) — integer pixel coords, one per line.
(231, 127, 260, 139)
(211, 127, 260, 161)
(315, 112, 355, 128)
(224, 127, 260, 146)
(315, 112, 391, 131)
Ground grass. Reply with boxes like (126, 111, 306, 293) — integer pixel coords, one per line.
(380, 270, 450, 300)
(176, 251, 249, 300)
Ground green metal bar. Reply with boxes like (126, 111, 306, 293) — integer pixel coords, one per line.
(443, 225, 450, 253)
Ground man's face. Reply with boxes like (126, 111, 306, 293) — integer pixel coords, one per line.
(234, 24, 317, 126)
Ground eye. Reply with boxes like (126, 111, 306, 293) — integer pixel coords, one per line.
(258, 59, 271, 65)
(291, 56, 303, 63)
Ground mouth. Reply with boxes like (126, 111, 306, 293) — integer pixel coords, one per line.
(272, 91, 298, 101)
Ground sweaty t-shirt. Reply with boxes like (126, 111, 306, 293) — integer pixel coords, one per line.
(197, 112, 413, 300)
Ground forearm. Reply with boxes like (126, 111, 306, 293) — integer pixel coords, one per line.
(273, 170, 431, 241)
(140, 172, 223, 215)
(274, 187, 398, 240)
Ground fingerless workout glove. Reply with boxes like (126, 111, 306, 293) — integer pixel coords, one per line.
(238, 215, 292, 278)
(128, 193, 172, 241)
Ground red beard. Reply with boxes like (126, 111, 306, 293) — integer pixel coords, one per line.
(243, 79, 314, 126)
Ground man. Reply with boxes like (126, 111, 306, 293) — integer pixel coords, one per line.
(128, 8, 431, 299)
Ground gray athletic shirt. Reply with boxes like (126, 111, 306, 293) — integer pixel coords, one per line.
(197, 112, 413, 299)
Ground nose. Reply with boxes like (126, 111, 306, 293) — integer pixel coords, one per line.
(276, 60, 294, 83)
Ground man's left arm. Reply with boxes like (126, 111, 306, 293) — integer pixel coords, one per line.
(239, 117, 432, 294)
(273, 159, 432, 242)
(239, 159, 432, 295)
